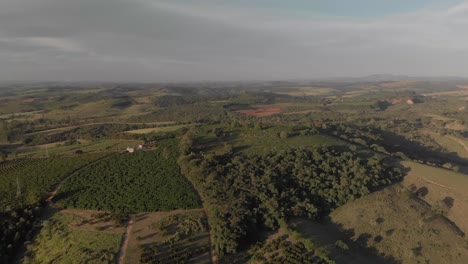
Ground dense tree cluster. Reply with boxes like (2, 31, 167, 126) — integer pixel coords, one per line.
(0, 204, 42, 263)
(179, 143, 403, 256)
(55, 139, 201, 212)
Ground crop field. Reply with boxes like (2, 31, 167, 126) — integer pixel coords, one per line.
(124, 209, 211, 264)
(54, 139, 201, 212)
(24, 210, 124, 264)
(325, 184, 468, 264)
(0, 153, 109, 209)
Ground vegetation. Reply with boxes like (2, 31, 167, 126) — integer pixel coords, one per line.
(1, 80, 467, 262)
(24, 211, 123, 264)
(180, 132, 404, 256)
(0, 153, 109, 209)
(139, 211, 210, 264)
(55, 139, 201, 212)
(0, 153, 108, 263)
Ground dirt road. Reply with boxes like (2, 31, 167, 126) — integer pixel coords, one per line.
(118, 216, 134, 264)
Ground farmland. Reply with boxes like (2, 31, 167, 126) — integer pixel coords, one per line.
(0, 153, 109, 263)
(54, 139, 201, 212)
(0, 153, 109, 209)
(0, 80, 467, 263)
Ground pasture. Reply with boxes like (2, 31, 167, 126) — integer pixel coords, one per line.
(291, 184, 468, 264)
(124, 210, 211, 264)
(401, 161, 468, 235)
(124, 124, 189, 134)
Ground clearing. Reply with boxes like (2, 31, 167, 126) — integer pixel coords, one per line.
(124, 209, 211, 264)
(24, 209, 125, 264)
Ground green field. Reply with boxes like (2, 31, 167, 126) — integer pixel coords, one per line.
(194, 125, 350, 156)
(24, 210, 123, 264)
(124, 124, 189, 134)
(0, 153, 109, 209)
(54, 139, 201, 212)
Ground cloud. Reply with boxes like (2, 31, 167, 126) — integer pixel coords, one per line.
(0, 0, 468, 81)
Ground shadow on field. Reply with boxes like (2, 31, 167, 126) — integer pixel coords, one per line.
(51, 188, 82, 203)
(291, 217, 400, 264)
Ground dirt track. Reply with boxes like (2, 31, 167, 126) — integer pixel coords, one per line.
(447, 135, 468, 154)
(117, 216, 134, 264)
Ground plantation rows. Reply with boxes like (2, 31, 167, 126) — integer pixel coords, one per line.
(55, 139, 201, 212)
(0, 153, 109, 262)
(0, 153, 109, 210)
(0, 158, 43, 174)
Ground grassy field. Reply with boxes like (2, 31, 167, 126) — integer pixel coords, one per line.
(195, 125, 351, 156)
(401, 161, 468, 235)
(423, 130, 468, 159)
(124, 124, 189, 134)
(17, 139, 144, 157)
(24, 210, 124, 264)
(327, 184, 468, 264)
(125, 210, 211, 264)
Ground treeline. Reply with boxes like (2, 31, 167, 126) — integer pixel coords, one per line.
(0, 204, 42, 263)
(178, 131, 404, 256)
(323, 122, 468, 169)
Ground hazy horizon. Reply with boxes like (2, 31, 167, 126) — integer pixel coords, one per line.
(1, 0, 468, 82)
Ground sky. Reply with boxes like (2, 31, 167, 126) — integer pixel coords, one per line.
(0, 0, 468, 82)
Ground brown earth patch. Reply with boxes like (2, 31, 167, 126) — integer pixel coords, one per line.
(236, 103, 289, 117)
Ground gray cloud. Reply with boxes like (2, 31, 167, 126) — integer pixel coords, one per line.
(1, 0, 468, 81)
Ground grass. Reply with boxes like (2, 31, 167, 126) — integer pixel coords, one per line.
(0, 110, 44, 119)
(401, 160, 468, 235)
(125, 210, 211, 264)
(24, 210, 123, 264)
(325, 184, 468, 264)
(195, 125, 350, 156)
(17, 139, 144, 157)
(124, 124, 189, 134)
(423, 130, 468, 159)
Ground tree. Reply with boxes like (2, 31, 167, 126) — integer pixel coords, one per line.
(279, 131, 289, 139)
